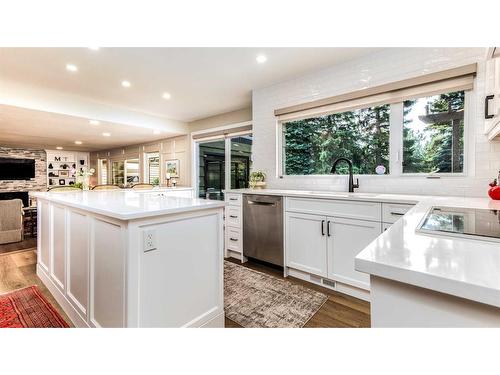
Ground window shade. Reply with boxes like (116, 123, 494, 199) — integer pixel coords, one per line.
(275, 63, 476, 122)
(192, 124, 252, 140)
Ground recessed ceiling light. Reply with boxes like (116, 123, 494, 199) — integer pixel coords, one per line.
(162, 92, 171, 100)
(66, 64, 78, 72)
(102, 132, 111, 137)
(256, 54, 267, 64)
(121, 80, 131, 88)
(74, 140, 82, 145)
(153, 130, 161, 135)
(88, 47, 100, 51)
(89, 120, 100, 125)
(56, 146, 63, 150)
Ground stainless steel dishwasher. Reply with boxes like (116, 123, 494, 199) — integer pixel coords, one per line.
(243, 194, 283, 267)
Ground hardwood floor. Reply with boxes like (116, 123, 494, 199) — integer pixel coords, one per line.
(0, 249, 73, 327)
(225, 258, 371, 328)
(1, 249, 370, 328)
(0, 237, 37, 255)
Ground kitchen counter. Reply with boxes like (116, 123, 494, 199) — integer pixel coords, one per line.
(31, 188, 224, 220)
(31, 188, 224, 328)
(227, 188, 500, 312)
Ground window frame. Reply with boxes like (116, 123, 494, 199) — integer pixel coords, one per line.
(277, 90, 471, 179)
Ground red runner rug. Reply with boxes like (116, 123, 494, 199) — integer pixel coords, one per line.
(0, 286, 69, 328)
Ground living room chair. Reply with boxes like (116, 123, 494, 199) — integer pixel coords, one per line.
(92, 184, 122, 191)
(131, 183, 154, 190)
(0, 199, 24, 244)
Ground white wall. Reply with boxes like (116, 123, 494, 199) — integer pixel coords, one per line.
(252, 48, 500, 197)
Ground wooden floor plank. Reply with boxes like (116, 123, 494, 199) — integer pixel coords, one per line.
(225, 258, 371, 328)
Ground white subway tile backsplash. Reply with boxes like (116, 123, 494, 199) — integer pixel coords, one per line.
(252, 48, 497, 198)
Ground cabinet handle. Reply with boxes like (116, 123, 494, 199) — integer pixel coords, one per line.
(485, 94, 495, 119)
(229, 238, 238, 241)
(229, 198, 238, 201)
(327, 220, 331, 237)
(390, 212, 405, 216)
(229, 215, 238, 218)
(321, 220, 325, 236)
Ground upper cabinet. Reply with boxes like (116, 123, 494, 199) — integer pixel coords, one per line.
(485, 48, 500, 140)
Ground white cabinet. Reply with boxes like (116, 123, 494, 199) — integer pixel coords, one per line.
(382, 203, 414, 224)
(327, 217, 381, 289)
(224, 193, 244, 260)
(485, 56, 500, 140)
(286, 212, 328, 277)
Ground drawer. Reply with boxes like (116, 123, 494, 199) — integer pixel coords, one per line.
(286, 197, 381, 222)
(225, 226, 242, 253)
(225, 206, 242, 227)
(382, 203, 414, 224)
(225, 193, 242, 206)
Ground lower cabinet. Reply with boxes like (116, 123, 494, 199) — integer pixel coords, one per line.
(327, 217, 381, 289)
(286, 211, 382, 291)
(286, 212, 328, 277)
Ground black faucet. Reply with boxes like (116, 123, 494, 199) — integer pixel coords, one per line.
(331, 158, 359, 193)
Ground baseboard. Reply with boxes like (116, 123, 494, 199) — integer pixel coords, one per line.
(287, 267, 371, 302)
(37, 265, 89, 328)
(200, 312, 225, 328)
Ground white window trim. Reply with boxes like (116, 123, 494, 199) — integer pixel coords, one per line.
(277, 91, 471, 179)
(191, 121, 252, 198)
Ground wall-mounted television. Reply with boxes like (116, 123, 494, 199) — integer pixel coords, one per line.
(0, 157, 36, 180)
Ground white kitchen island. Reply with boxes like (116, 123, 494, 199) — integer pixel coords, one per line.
(30, 188, 225, 328)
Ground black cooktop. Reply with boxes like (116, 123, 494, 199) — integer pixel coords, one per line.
(418, 206, 500, 241)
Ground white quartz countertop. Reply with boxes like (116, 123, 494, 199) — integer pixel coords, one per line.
(225, 188, 421, 204)
(227, 188, 500, 308)
(30, 189, 224, 221)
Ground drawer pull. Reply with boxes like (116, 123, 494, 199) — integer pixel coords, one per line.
(229, 238, 238, 242)
(229, 198, 238, 201)
(229, 215, 238, 218)
(390, 212, 405, 216)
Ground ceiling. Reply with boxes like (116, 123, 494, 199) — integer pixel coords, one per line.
(0, 48, 381, 122)
(0, 104, 175, 151)
(0, 48, 382, 150)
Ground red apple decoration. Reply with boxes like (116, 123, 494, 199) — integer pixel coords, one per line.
(488, 180, 500, 200)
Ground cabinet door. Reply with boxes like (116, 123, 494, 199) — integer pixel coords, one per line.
(286, 212, 327, 277)
(327, 217, 382, 289)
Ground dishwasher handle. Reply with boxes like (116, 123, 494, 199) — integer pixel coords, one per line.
(247, 200, 277, 207)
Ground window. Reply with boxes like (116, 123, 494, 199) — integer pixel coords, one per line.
(98, 159, 108, 184)
(403, 91, 465, 174)
(146, 152, 160, 185)
(282, 105, 390, 175)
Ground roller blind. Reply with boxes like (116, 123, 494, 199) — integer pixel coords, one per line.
(275, 63, 476, 122)
(192, 124, 252, 140)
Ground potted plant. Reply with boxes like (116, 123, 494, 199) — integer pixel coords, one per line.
(249, 170, 266, 189)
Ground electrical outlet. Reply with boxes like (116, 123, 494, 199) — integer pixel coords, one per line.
(143, 230, 157, 252)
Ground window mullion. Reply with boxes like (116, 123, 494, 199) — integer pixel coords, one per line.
(389, 102, 403, 176)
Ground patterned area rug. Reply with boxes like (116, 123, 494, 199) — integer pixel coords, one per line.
(224, 261, 328, 328)
(0, 286, 69, 328)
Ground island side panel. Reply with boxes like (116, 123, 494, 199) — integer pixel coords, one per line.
(126, 207, 224, 328)
(370, 276, 500, 328)
(36, 197, 128, 328)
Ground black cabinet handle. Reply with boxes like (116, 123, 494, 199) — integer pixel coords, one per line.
(229, 198, 238, 201)
(390, 212, 405, 216)
(229, 238, 238, 241)
(327, 221, 331, 237)
(321, 220, 325, 236)
(485, 95, 494, 119)
(229, 215, 238, 218)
